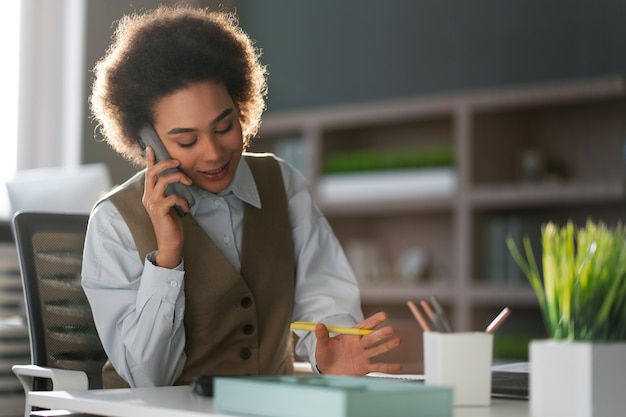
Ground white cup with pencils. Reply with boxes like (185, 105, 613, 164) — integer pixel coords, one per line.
(423, 331, 494, 406)
(407, 300, 510, 407)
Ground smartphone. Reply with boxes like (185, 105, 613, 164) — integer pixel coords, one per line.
(137, 124, 195, 217)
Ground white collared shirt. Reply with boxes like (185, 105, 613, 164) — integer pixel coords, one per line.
(81, 154, 363, 387)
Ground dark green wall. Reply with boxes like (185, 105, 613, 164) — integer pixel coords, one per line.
(238, 0, 626, 113)
(82, 0, 626, 184)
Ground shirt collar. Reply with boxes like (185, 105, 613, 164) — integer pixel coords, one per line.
(189, 156, 261, 212)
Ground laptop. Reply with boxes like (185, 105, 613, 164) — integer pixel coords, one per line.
(368, 361, 529, 400)
(490, 361, 529, 399)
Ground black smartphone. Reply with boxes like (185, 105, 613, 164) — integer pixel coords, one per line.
(137, 124, 195, 217)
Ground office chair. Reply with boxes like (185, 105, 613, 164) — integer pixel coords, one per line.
(11, 211, 106, 417)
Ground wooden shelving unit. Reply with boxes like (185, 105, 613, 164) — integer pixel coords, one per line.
(253, 75, 626, 371)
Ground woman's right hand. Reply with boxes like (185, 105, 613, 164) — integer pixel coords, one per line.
(142, 146, 193, 268)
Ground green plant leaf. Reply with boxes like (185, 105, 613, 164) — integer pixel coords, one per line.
(506, 219, 626, 342)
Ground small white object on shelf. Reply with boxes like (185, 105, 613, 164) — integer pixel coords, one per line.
(316, 167, 456, 204)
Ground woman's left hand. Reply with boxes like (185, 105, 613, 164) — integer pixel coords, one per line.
(314, 311, 402, 375)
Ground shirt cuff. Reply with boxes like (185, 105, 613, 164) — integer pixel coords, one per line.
(297, 314, 358, 375)
(140, 251, 185, 302)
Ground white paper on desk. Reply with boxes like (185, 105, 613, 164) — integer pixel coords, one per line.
(367, 372, 425, 381)
(491, 361, 529, 373)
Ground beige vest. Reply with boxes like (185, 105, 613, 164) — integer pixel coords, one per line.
(101, 154, 295, 388)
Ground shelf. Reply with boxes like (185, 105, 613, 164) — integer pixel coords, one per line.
(321, 178, 626, 216)
(470, 179, 626, 209)
(467, 285, 538, 306)
(259, 74, 626, 345)
(359, 282, 457, 304)
(260, 75, 626, 134)
(360, 282, 538, 306)
(319, 194, 455, 217)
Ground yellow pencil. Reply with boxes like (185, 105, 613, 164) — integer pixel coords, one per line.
(290, 322, 373, 336)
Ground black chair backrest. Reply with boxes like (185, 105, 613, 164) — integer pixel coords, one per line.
(11, 211, 105, 390)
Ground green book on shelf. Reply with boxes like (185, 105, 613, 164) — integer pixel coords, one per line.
(213, 375, 453, 417)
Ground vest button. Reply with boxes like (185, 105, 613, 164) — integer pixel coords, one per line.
(243, 324, 255, 335)
(240, 297, 252, 308)
(240, 348, 252, 360)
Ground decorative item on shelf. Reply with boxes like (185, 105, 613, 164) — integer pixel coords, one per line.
(316, 168, 456, 204)
(395, 247, 428, 283)
(520, 148, 543, 183)
(519, 149, 569, 184)
(317, 146, 456, 204)
(544, 154, 568, 182)
(482, 215, 542, 287)
(483, 216, 520, 286)
(507, 220, 626, 417)
(344, 240, 390, 283)
(323, 146, 454, 174)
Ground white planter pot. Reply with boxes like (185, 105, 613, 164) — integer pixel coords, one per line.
(530, 340, 626, 417)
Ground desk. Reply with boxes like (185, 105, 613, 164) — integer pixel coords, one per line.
(29, 385, 529, 417)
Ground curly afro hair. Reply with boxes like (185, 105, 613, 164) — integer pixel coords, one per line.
(90, 5, 267, 167)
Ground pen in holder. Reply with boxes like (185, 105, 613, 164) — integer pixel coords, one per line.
(407, 297, 454, 333)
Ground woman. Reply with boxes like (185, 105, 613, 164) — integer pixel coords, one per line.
(82, 5, 401, 388)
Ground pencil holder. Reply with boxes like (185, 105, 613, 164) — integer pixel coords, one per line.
(423, 332, 493, 406)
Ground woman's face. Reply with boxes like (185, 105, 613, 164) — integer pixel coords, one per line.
(152, 81, 244, 194)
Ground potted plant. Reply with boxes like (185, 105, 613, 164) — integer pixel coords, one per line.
(507, 220, 626, 417)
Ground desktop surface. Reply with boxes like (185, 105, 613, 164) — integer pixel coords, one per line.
(29, 384, 530, 417)
(30, 385, 215, 417)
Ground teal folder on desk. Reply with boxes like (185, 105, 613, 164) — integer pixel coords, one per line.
(213, 375, 453, 417)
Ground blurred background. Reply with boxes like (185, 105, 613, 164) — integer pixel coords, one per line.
(0, 2, 626, 403)
(1, 0, 623, 185)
